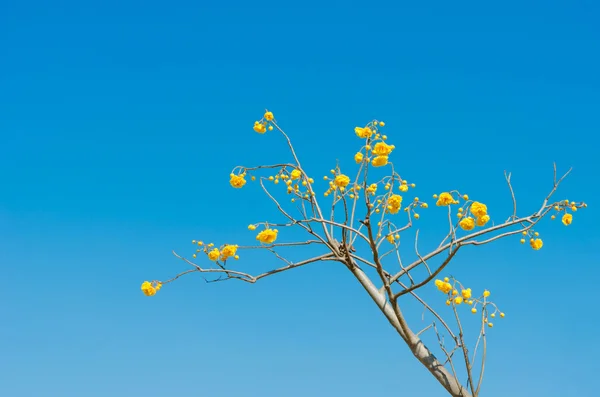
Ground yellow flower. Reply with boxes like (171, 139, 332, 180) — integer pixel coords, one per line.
(372, 142, 395, 156)
(562, 213, 573, 226)
(367, 183, 377, 195)
(264, 111, 274, 121)
(354, 152, 364, 163)
(435, 279, 452, 294)
(520, 238, 525, 244)
(141, 281, 157, 296)
(253, 121, 266, 134)
(387, 194, 403, 214)
(230, 174, 247, 188)
(248, 224, 257, 230)
(290, 169, 302, 180)
(354, 126, 374, 138)
(334, 174, 350, 188)
(483, 290, 490, 298)
(220, 244, 238, 260)
(530, 238, 543, 250)
(476, 215, 490, 227)
(379, 121, 385, 126)
(461, 288, 472, 299)
(488, 322, 494, 328)
(208, 248, 220, 261)
(459, 217, 475, 231)
(471, 307, 477, 314)
(454, 297, 463, 305)
(386, 235, 395, 243)
(436, 192, 457, 206)
(500, 312, 505, 318)
(256, 228, 278, 244)
(371, 155, 389, 167)
(470, 201, 488, 217)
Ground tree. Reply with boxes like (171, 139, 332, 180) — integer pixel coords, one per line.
(140, 110, 586, 396)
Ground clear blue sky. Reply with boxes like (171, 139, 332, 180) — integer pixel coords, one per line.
(1, 1, 599, 396)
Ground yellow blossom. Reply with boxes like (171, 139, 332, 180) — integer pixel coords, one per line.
(483, 290, 490, 298)
(355, 126, 374, 138)
(436, 192, 457, 206)
(208, 248, 220, 261)
(471, 307, 477, 314)
(372, 142, 395, 156)
(141, 281, 157, 296)
(253, 121, 266, 134)
(367, 183, 378, 195)
(461, 288, 472, 299)
(454, 297, 463, 305)
(387, 194, 403, 214)
(354, 152, 364, 163)
(264, 111, 274, 121)
(256, 228, 278, 244)
(435, 279, 452, 294)
(220, 245, 238, 260)
(399, 184, 408, 192)
(530, 238, 543, 250)
(459, 217, 475, 231)
(379, 121, 385, 126)
(230, 174, 247, 188)
(476, 215, 490, 227)
(500, 312, 505, 318)
(290, 169, 302, 180)
(371, 155, 389, 167)
(248, 224, 257, 231)
(562, 213, 573, 226)
(470, 201, 488, 217)
(334, 174, 350, 188)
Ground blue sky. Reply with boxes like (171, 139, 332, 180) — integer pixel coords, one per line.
(1, 1, 599, 396)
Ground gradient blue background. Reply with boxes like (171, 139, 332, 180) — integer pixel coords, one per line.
(1, 1, 599, 396)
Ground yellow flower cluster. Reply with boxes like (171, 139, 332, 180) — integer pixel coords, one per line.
(387, 194, 403, 214)
(323, 168, 357, 197)
(141, 281, 162, 296)
(190, 240, 240, 261)
(398, 179, 416, 193)
(353, 120, 394, 168)
(252, 166, 316, 201)
(456, 201, 490, 230)
(253, 110, 275, 134)
(256, 228, 278, 244)
(230, 173, 247, 188)
(435, 192, 459, 206)
(551, 199, 587, 225)
(434, 192, 491, 230)
(435, 276, 504, 328)
(520, 200, 586, 249)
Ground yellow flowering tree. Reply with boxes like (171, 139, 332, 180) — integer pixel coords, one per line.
(141, 110, 586, 397)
